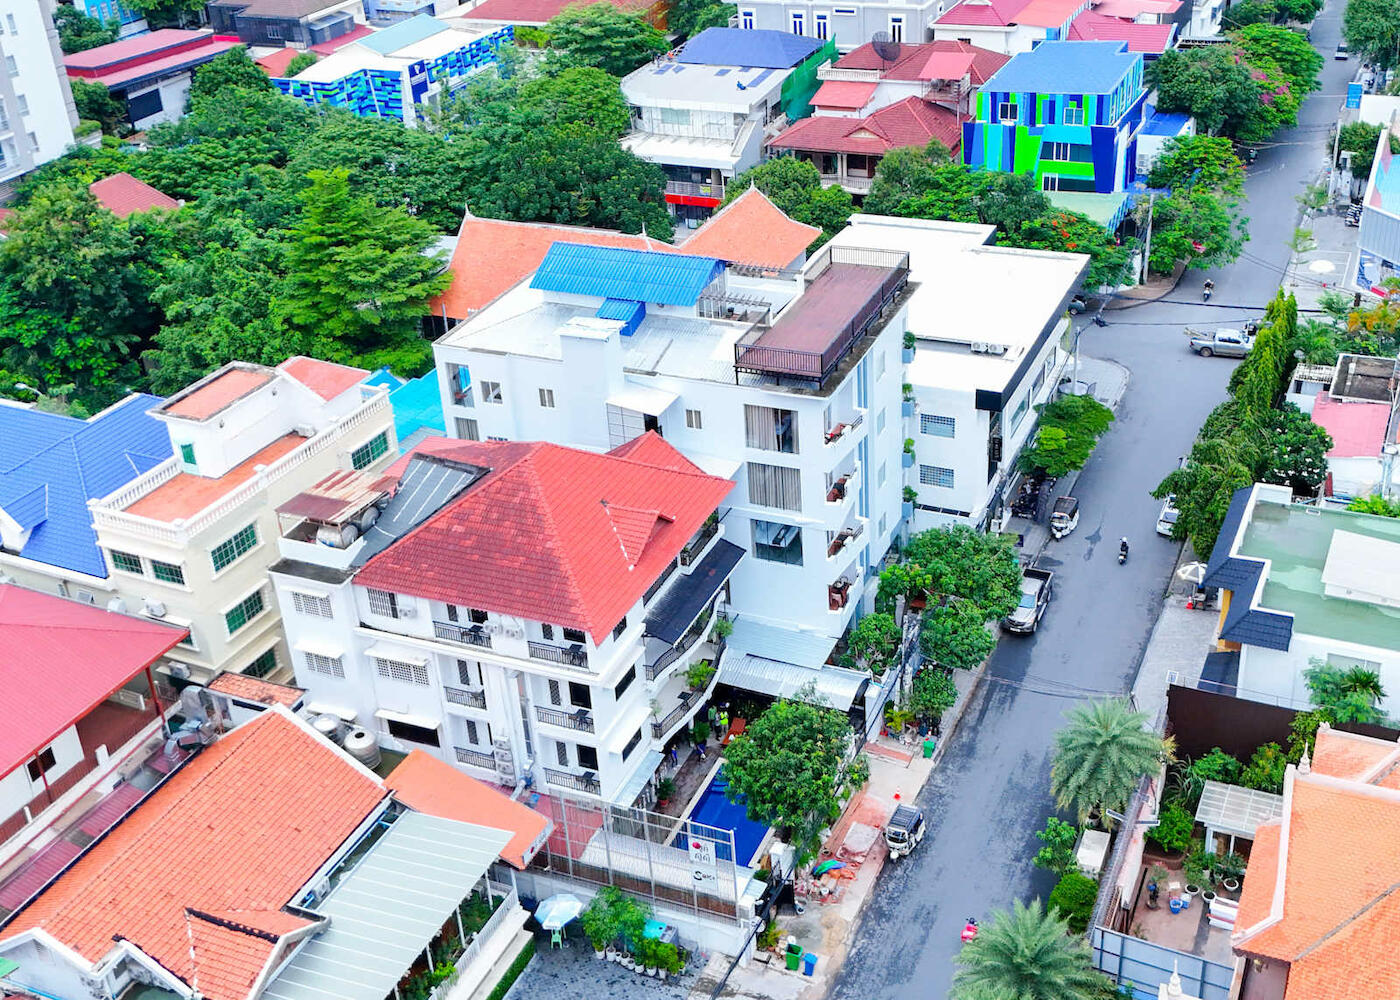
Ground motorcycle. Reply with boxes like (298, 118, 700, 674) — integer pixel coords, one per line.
(960, 918, 980, 943)
(1202, 281, 1214, 302)
(1118, 539, 1130, 565)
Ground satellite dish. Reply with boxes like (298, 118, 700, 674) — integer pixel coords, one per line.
(871, 31, 900, 66)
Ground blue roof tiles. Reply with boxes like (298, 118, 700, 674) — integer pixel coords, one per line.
(0, 395, 172, 578)
(982, 40, 1139, 95)
(677, 28, 825, 69)
(530, 243, 725, 307)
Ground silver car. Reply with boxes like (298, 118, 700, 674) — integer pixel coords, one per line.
(1189, 329, 1253, 358)
(1156, 497, 1180, 537)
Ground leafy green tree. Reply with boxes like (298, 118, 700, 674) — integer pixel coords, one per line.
(187, 46, 274, 106)
(12, 143, 133, 205)
(285, 51, 319, 76)
(545, 4, 667, 77)
(70, 80, 127, 136)
(1347, 494, 1400, 517)
(1274, 0, 1322, 19)
(1232, 290, 1296, 414)
(1145, 800, 1194, 854)
(953, 899, 1112, 1000)
(53, 5, 118, 53)
(1233, 23, 1323, 93)
(279, 169, 449, 366)
(1146, 188, 1247, 273)
(1345, 0, 1400, 69)
(1338, 121, 1385, 178)
(516, 66, 633, 136)
(723, 157, 852, 246)
(1257, 404, 1331, 494)
(1149, 46, 1263, 137)
(1008, 211, 1130, 290)
(847, 612, 900, 674)
(1240, 742, 1288, 793)
(1153, 433, 1255, 555)
(1287, 708, 1333, 760)
(919, 601, 996, 671)
(724, 697, 852, 861)
(908, 667, 958, 722)
(861, 141, 954, 213)
(667, 0, 738, 38)
(1147, 135, 1245, 195)
(1032, 816, 1080, 876)
(122, 0, 207, 26)
(1304, 659, 1388, 723)
(889, 525, 1022, 619)
(1191, 747, 1242, 786)
(1018, 394, 1115, 478)
(1223, 0, 1279, 27)
(1047, 872, 1099, 934)
(1051, 699, 1165, 823)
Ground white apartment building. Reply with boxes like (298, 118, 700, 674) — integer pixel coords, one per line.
(737, 0, 947, 51)
(827, 216, 1087, 530)
(85, 358, 397, 685)
(0, 0, 79, 195)
(268, 435, 741, 804)
(431, 240, 910, 649)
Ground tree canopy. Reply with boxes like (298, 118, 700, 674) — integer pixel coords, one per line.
(1233, 23, 1323, 94)
(1149, 40, 1305, 142)
(187, 46, 275, 107)
(667, 0, 738, 38)
(847, 612, 901, 675)
(1147, 135, 1246, 195)
(1019, 394, 1115, 478)
(919, 602, 996, 671)
(1145, 188, 1248, 274)
(1051, 699, 1166, 823)
(53, 5, 118, 53)
(545, 3, 668, 76)
(880, 525, 1023, 620)
(1338, 121, 1387, 178)
(1345, 0, 1400, 69)
(953, 900, 1114, 1000)
(1305, 658, 1388, 724)
(722, 157, 852, 246)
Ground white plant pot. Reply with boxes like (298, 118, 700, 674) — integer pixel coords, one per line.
(606, 949, 618, 962)
(646, 966, 658, 977)
(1222, 878, 1240, 892)
(1184, 884, 1201, 897)
(594, 949, 606, 960)
(658, 970, 668, 981)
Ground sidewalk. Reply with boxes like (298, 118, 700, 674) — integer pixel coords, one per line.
(1282, 205, 1359, 310)
(1130, 541, 1219, 725)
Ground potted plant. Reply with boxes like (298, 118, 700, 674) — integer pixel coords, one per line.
(713, 616, 733, 641)
(902, 485, 917, 519)
(656, 776, 676, 809)
(641, 938, 659, 977)
(1184, 848, 1212, 896)
(1214, 851, 1246, 892)
(1146, 864, 1167, 894)
(902, 437, 916, 468)
(902, 383, 915, 417)
(581, 888, 621, 960)
(902, 330, 916, 363)
(686, 661, 716, 691)
(656, 941, 681, 981)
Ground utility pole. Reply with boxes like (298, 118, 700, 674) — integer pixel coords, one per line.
(1140, 191, 1155, 285)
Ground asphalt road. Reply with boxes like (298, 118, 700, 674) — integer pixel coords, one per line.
(829, 12, 1356, 999)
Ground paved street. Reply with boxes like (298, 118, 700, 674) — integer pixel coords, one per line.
(829, 10, 1357, 999)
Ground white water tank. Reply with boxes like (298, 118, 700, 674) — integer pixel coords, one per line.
(312, 713, 347, 745)
(316, 522, 359, 548)
(343, 728, 381, 769)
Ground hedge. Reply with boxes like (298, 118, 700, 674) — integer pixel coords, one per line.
(485, 938, 536, 1000)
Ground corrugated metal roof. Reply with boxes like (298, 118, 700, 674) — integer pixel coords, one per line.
(721, 653, 869, 710)
(611, 750, 663, 805)
(355, 13, 449, 54)
(725, 617, 837, 666)
(676, 27, 825, 68)
(530, 243, 724, 307)
(597, 297, 647, 336)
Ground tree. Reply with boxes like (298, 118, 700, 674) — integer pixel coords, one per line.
(11, 143, 132, 205)
(667, 0, 738, 38)
(1240, 742, 1288, 793)
(1147, 135, 1245, 195)
(545, 4, 667, 77)
(516, 66, 633, 136)
(1018, 394, 1115, 478)
(908, 667, 958, 722)
(1032, 816, 1080, 876)
(1345, 0, 1400, 69)
(952, 899, 1113, 1000)
(69, 80, 127, 136)
(919, 601, 996, 671)
(1222, 0, 1279, 28)
(1338, 121, 1385, 178)
(723, 157, 852, 245)
(1146, 188, 1247, 273)
(723, 697, 852, 861)
(1257, 404, 1331, 494)
(861, 141, 954, 214)
(1051, 699, 1165, 823)
(1304, 658, 1388, 724)
(1145, 800, 1194, 854)
(1347, 494, 1400, 517)
(53, 5, 118, 53)
(279, 169, 450, 367)
(285, 51, 319, 77)
(891, 525, 1022, 619)
(187, 46, 274, 106)
(1153, 432, 1255, 555)
(1048, 872, 1099, 934)
(847, 612, 900, 674)
(122, 0, 207, 27)
(1233, 23, 1323, 93)
(1149, 46, 1263, 137)
(1008, 211, 1130, 290)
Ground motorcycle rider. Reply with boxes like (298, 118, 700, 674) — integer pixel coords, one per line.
(1202, 279, 1215, 301)
(1119, 537, 1130, 562)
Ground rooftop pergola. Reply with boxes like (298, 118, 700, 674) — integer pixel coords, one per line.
(1195, 780, 1284, 855)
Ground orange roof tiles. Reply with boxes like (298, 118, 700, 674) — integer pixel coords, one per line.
(89, 172, 180, 218)
(124, 433, 305, 521)
(606, 432, 708, 474)
(255, 46, 299, 76)
(386, 750, 551, 870)
(1, 710, 385, 1000)
(186, 909, 313, 1000)
(1309, 727, 1400, 781)
(277, 356, 367, 401)
(161, 366, 273, 421)
(1283, 891, 1400, 999)
(207, 672, 305, 709)
(680, 188, 821, 270)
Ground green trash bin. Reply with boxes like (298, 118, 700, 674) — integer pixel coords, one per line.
(923, 738, 936, 759)
(784, 942, 803, 971)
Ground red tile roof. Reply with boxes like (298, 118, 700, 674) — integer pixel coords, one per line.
(769, 97, 965, 158)
(1068, 10, 1176, 52)
(386, 750, 551, 870)
(834, 40, 1009, 83)
(89, 173, 180, 218)
(309, 21, 375, 54)
(354, 434, 734, 640)
(0, 586, 186, 780)
(256, 46, 300, 76)
(457, 0, 650, 25)
(1091, 0, 1181, 15)
(1310, 391, 1397, 459)
(160, 365, 273, 420)
(936, 0, 1033, 26)
(680, 188, 820, 269)
(124, 433, 306, 522)
(207, 672, 306, 709)
(1016, 0, 1088, 26)
(277, 356, 367, 401)
(0, 710, 386, 1000)
(64, 30, 242, 89)
(812, 80, 878, 110)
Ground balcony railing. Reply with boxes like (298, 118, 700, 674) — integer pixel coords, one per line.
(828, 577, 854, 610)
(544, 767, 600, 795)
(827, 521, 865, 558)
(445, 686, 487, 709)
(652, 688, 707, 740)
(645, 617, 718, 682)
(665, 179, 724, 199)
(535, 705, 596, 733)
(527, 640, 589, 670)
(826, 474, 852, 503)
(678, 519, 719, 568)
(455, 746, 497, 769)
(824, 411, 865, 446)
(434, 621, 493, 649)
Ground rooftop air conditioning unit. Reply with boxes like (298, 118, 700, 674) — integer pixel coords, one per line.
(76, 589, 96, 605)
(984, 343, 1008, 355)
(106, 597, 127, 613)
(970, 342, 991, 354)
(294, 424, 317, 438)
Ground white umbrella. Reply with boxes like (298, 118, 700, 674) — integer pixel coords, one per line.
(536, 893, 584, 930)
(1177, 562, 1208, 585)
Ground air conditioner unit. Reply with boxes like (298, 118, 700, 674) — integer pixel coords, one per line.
(984, 343, 1008, 355)
(144, 598, 168, 618)
(398, 603, 418, 618)
(294, 424, 317, 438)
(76, 589, 96, 605)
(970, 342, 990, 354)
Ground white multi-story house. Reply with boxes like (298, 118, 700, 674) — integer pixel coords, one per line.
(827, 215, 1087, 530)
(431, 238, 910, 651)
(85, 358, 397, 685)
(0, 0, 79, 196)
(268, 434, 741, 804)
(736, 0, 947, 52)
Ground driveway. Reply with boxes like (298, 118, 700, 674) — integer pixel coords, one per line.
(829, 10, 1355, 999)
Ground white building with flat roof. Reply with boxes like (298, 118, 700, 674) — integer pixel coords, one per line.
(0, 0, 79, 196)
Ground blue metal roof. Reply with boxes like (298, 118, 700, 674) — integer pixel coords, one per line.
(643, 539, 744, 644)
(530, 243, 724, 307)
(0, 395, 171, 578)
(356, 14, 449, 54)
(386, 370, 446, 454)
(596, 298, 647, 336)
(1141, 110, 1192, 137)
(362, 366, 407, 392)
(677, 27, 825, 69)
(983, 40, 1139, 96)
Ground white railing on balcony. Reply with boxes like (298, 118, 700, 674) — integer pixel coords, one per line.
(816, 65, 883, 82)
(89, 393, 392, 546)
(429, 884, 521, 1000)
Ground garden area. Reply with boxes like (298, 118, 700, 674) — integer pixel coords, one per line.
(579, 887, 686, 980)
(394, 889, 505, 1000)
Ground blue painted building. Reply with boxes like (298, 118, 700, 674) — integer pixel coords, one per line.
(274, 16, 511, 125)
(0, 396, 171, 583)
(73, 0, 149, 37)
(361, 367, 447, 451)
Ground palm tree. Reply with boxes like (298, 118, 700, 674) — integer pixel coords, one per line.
(1051, 699, 1165, 824)
(953, 899, 1113, 1000)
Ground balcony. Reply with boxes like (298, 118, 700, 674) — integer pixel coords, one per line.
(826, 473, 853, 504)
(455, 746, 497, 769)
(827, 521, 865, 558)
(824, 411, 864, 446)
(535, 705, 596, 734)
(527, 640, 589, 670)
(828, 577, 854, 611)
(651, 684, 710, 740)
(433, 621, 493, 649)
(678, 517, 720, 568)
(544, 767, 600, 796)
(665, 179, 724, 200)
(444, 686, 487, 710)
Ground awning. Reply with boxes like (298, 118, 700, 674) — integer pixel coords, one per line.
(1195, 780, 1284, 839)
(374, 707, 441, 730)
(306, 702, 358, 722)
(724, 617, 837, 666)
(363, 645, 428, 665)
(685, 452, 742, 479)
(260, 811, 512, 1000)
(294, 639, 346, 660)
(611, 750, 663, 806)
(719, 653, 869, 712)
(644, 539, 745, 644)
(605, 384, 679, 415)
(621, 133, 742, 172)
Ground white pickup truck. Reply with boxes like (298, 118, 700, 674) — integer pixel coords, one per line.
(1187, 328, 1254, 358)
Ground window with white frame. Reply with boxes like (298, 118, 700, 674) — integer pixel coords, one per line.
(1062, 104, 1084, 125)
(741, 8, 755, 28)
(366, 589, 399, 618)
(555, 741, 569, 765)
(480, 380, 503, 404)
(465, 719, 481, 744)
(111, 550, 143, 575)
(919, 464, 955, 488)
(1009, 394, 1030, 432)
(921, 414, 956, 437)
(457, 659, 477, 685)
(685, 408, 703, 429)
(224, 589, 266, 635)
(815, 13, 828, 38)
(548, 678, 562, 705)
(791, 11, 805, 33)
(752, 518, 802, 565)
(375, 657, 429, 686)
(660, 107, 690, 125)
(290, 591, 333, 618)
(539, 387, 556, 408)
(876, 349, 887, 379)
(878, 462, 887, 487)
(303, 652, 345, 678)
(456, 416, 480, 440)
(997, 101, 1018, 122)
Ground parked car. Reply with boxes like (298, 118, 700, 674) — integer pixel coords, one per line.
(1157, 496, 1180, 537)
(1188, 328, 1254, 358)
(1336, 41, 1349, 59)
(1003, 567, 1053, 633)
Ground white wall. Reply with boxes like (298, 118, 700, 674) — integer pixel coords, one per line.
(0, 0, 79, 189)
(126, 73, 194, 131)
(931, 21, 1039, 55)
(1237, 633, 1400, 712)
(0, 725, 83, 822)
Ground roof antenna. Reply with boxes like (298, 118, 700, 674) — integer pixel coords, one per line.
(870, 31, 900, 67)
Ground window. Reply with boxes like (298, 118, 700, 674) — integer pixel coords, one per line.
(448, 364, 474, 407)
(5, 56, 16, 78)
(211, 523, 257, 573)
(152, 560, 184, 585)
(660, 107, 691, 125)
(1032, 366, 1046, 395)
(752, 518, 802, 565)
(225, 589, 266, 635)
(997, 101, 1018, 122)
(878, 462, 887, 487)
(304, 652, 345, 678)
(563, 627, 586, 644)
(548, 679, 562, 705)
(541, 623, 555, 640)
(577, 744, 599, 770)
(111, 550, 143, 575)
(876, 349, 887, 379)
(685, 408, 703, 429)
(876, 408, 886, 434)
(791, 11, 805, 33)
(457, 659, 477, 686)
(456, 417, 480, 440)
(265, 22, 284, 39)
(26, 748, 56, 783)
(1327, 653, 1382, 672)
(16, 93, 26, 115)
(614, 665, 636, 700)
(556, 741, 569, 765)
(1043, 174, 1096, 193)
(351, 431, 389, 470)
(612, 616, 628, 640)
(920, 465, 955, 488)
(744, 405, 798, 453)
(1062, 105, 1084, 126)
(290, 591, 333, 618)
(468, 607, 488, 624)
(622, 728, 643, 760)
(921, 414, 956, 438)
(741, 8, 755, 28)
(538, 387, 556, 408)
(245, 647, 277, 678)
(1009, 394, 1030, 432)
(814, 12, 828, 38)
(375, 657, 429, 686)
(480, 380, 503, 404)
(26, 132, 36, 153)
(889, 14, 903, 41)
(367, 589, 399, 618)
(179, 442, 196, 466)
(834, 5, 856, 11)
(879, 514, 887, 535)
(1044, 142, 1071, 161)
(6, 15, 15, 33)
(569, 681, 592, 709)
(747, 462, 802, 510)
(387, 719, 440, 746)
